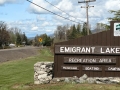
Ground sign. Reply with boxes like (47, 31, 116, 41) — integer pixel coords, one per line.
(39, 38, 42, 42)
(114, 23, 120, 36)
(62, 66, 79, 70)
(55, 45, 120, 55)
(105, 66, 120, 71)
(64, 57, 116, 64)
(82, 66, 102, 71)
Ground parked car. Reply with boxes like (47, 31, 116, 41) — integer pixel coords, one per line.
(9, 44, 16, 48)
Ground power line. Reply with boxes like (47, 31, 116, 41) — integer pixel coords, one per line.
(78, 0, 96, 35)
(44, 0, 84, 23)
(26, 0, 80, 24)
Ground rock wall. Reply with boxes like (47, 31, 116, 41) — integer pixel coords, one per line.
(34, 62, 53, 84)
(34, 62, 120, 84)
(50, 75, 120, 84)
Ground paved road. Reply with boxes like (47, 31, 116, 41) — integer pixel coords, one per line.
(0, 46, 40, 51)
(0, 46, 40, 63)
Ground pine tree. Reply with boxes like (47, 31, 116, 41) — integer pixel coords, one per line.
(82, 23, 87, 36)
(108, 10, 120, 21)
(81, 23, 92, 36)
(22, 33, 28, 45)
(16, 33, 22, 46)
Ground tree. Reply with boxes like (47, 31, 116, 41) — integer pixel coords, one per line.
(0, 22, 10, 48)
(67, 24, 82, 39)
(8, 27, 23, 45)
(22, 32, 28, 45)
(8, 28, 17, 44)
(76, 24, 82, 37)
(54, 25, 68, 42)
(16, 33, 22, 46)
(33, 34, 53, 46)
(34, 34, 39, 46)
(81, 22, 92, 36)
(94, 23, 109, 33)
(39, 34, 53, 46)
(57, 25, 65, 40)
(108, 10, 120, 21)
(76, 24, 81, 33)
(69, 24, 77, 39)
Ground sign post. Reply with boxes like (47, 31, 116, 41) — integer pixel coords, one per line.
(38, 38, 43, 47)
(39, 38, 42, 42)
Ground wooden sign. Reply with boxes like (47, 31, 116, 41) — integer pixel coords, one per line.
(54, 21, 120, 77)
(64, 57, 116, 64)
(61, 66, 79, 71)
(55, 45, 120, 55)
(105, 66, 120, 71)
(82, 66, 102, 71)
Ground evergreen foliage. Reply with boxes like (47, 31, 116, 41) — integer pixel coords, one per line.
(108, 10, 120, 21)
(33, 34, 53, 46)
(16, 33, 22, 45)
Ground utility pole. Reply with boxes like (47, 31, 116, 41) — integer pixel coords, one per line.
(78, 0, 96, 35)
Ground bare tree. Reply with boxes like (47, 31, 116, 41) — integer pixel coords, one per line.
(54, 25, 69, 41)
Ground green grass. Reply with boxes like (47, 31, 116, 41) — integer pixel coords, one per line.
(0, 47, 53, 90)
(0, 47, 120, 90)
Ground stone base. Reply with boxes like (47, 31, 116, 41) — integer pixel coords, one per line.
(34, 62, 120, 84)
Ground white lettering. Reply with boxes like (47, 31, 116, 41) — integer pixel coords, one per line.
(101, 48, 105, 53)
(91, 47, 95, 53)
(85, 47, 90, 53)
(107, 67, 120, 71)
(106, 48, 110, 53)
(63, 66, 78, 70)
(77, 47, 81, 52)
(60, 47, 64, 52)
(72, 47, 76, 52)
(65, 47, 70, 52)
(84, 67, 100, 71)
(111, 48, 115, 53)
(81, 47, 86, 53)
(116, 48, 120, 53)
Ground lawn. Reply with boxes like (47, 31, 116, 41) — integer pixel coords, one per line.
(0, 47, 53, 90)
(0, 47, 120, 90)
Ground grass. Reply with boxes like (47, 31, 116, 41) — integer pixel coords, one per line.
(0, 47, 53, 90)
(0, 47, 120, 90)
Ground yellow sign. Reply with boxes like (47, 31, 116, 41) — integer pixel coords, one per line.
(39, 38, 42, 42)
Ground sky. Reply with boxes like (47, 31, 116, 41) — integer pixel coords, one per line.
(0, 0, 120, 37)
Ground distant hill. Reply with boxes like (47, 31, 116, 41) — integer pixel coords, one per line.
(28, 37, 34, 40)
(91, 29, 107, 34)
(48, 33, 54, 38)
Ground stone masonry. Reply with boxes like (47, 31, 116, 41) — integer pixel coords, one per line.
(34, 62, 53, 84)
(34, 62, 120, 84)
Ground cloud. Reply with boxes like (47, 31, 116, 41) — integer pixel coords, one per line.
(5, 0, 120, 37)
(46, 29, 52, 32)
(105, 0, 120, 10)
(0, 0, 23, 5)
(31, 26, 38, 31)
(28, 0, 74, 14)
(56, 0, 73, 11)
(42, 21, 50, 26)
(36, 15, 46, 21)
(28, 0, 50, 14)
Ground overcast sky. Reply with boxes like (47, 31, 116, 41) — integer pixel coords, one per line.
(0, 0, 120, 37)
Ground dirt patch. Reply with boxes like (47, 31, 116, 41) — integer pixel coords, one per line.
(0, 46, 39, 63)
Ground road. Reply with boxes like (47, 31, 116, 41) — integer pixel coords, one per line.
(0, 46, 40, 63)
(0, 46, 40, 51)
